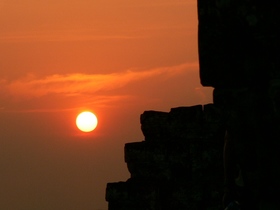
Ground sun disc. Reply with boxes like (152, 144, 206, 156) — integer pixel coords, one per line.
(76, 111, 98, 132)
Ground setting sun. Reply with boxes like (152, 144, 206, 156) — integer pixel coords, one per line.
(76, 111, 98, 132)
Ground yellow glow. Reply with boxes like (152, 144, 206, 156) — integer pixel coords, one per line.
(76, 111, 98, 132)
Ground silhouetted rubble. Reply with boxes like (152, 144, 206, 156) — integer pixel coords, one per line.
(106, 105, 225, 210)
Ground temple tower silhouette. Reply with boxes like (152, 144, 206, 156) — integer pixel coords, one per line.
(106, 1, 280, 209)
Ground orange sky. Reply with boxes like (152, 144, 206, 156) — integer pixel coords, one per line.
(0, 0, 212, 209)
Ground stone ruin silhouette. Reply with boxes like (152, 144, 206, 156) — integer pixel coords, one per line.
(106, 1, 280, 209)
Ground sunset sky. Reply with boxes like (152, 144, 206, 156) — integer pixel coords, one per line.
(0, 0, 213, 209)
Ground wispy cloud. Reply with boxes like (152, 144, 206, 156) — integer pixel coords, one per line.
(1, 63, 197, 99)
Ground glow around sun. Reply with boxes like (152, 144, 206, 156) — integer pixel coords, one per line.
(76, 111, 98, 132)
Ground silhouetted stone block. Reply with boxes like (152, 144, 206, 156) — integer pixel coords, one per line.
(140, 111, 170, 141)
(203, 103, 225, 139)
(106, 181, 160, 210)
(169, 105, 203, 139)
(125, 141, 190, 181)
(198, 0, 280, 88)
(140, 105, 204, 142)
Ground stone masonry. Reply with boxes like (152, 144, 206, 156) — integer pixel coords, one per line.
(106, 104, 225, 210)
(198, 1, 280, 209)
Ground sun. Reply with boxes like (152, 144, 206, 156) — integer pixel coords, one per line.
(76, 111, 98, 132)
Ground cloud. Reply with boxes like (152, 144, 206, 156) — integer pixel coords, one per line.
(1, 63, 197, 99)
(0, 62, 202, 112)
